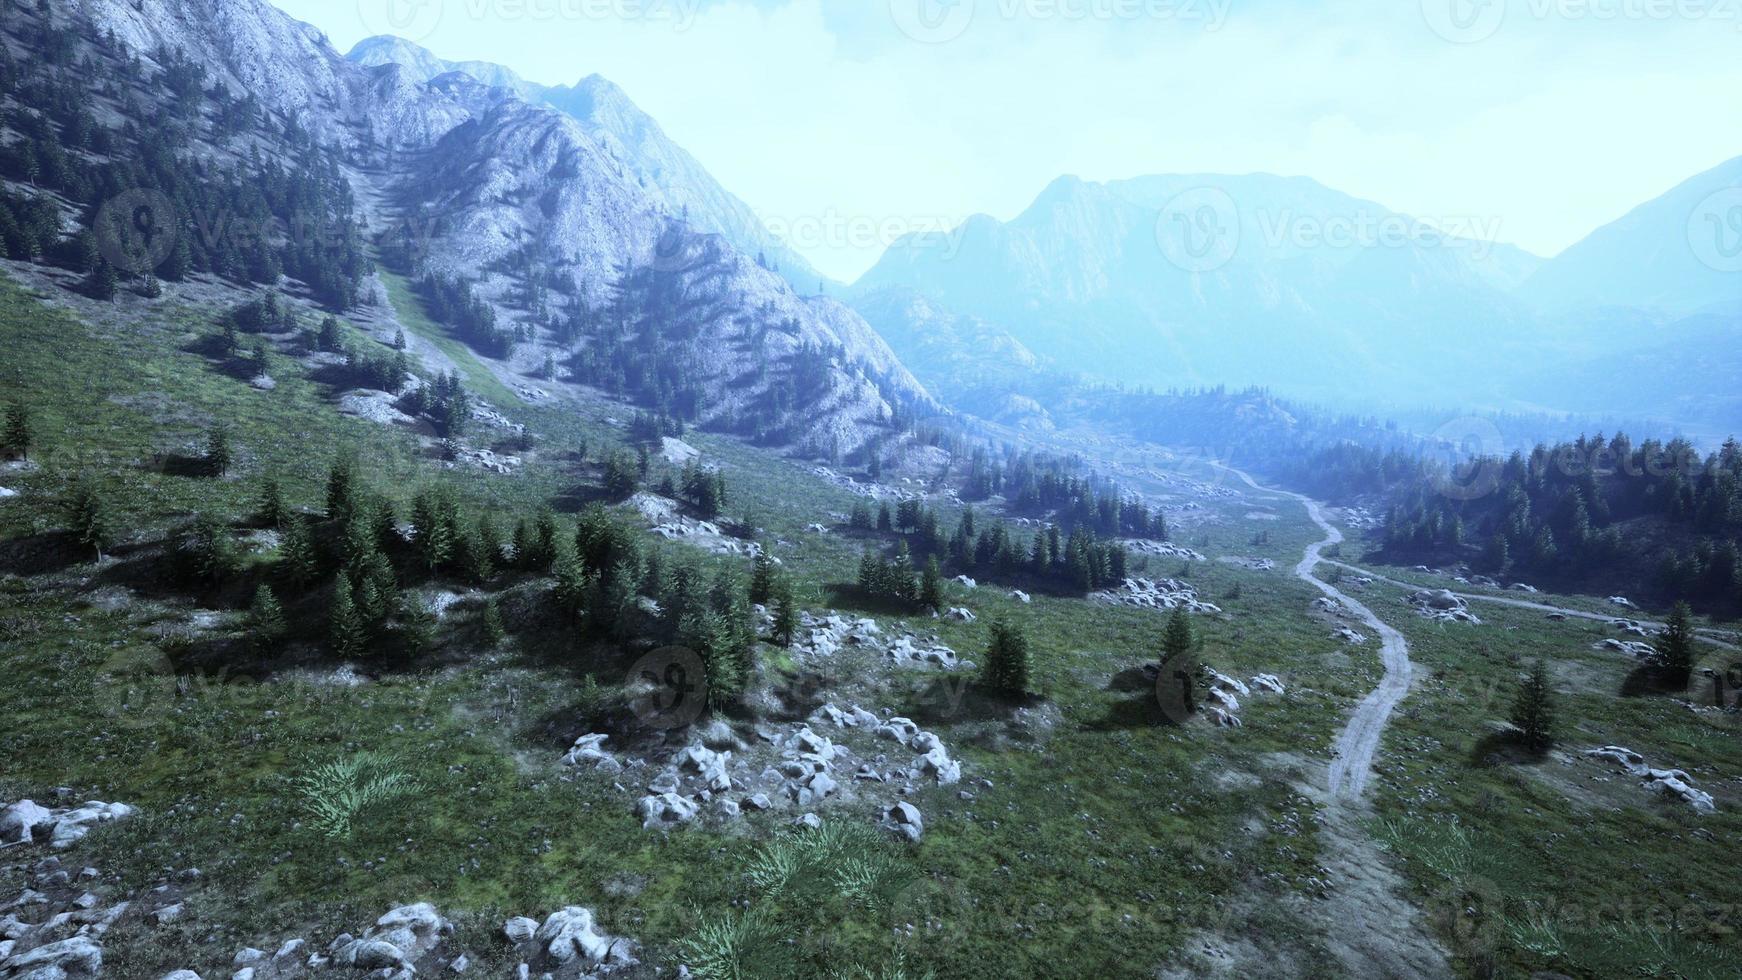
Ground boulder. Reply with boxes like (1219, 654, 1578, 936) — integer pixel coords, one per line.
(944, 607, 976, 623)
(561, 734, 620, 772)
(1, 800, 56, 844)
(881, 802, 924, 842)
(503, 917, 541, 943)
(1008, 590, 1032, 604)
(534, 907, 637, 968)
(48, 802, 136, 849)
(5, 936, 103, 976)
(1250, 674, 1285, 695)
(636, 793, 699, 830)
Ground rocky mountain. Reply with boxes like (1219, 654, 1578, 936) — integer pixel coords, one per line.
(1520, 155, 1742, 317)
(46, 0, 926, 455)
(346, 35, 827, 291)
(851, 173, 1547, 408)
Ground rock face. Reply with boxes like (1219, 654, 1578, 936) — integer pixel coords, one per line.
(64, 0, 930, 458)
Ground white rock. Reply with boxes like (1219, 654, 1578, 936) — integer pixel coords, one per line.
(636, 793, 699, 830)
(1250, 674, 1285, 695)
(503, 917, 541, 943)
(1, 800, 55, 844)
(534, 907, 637, 967)
(7, 936, 103, 975)
(1008, 590, 1032, 604)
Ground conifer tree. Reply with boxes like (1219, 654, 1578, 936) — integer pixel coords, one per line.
(279, 514, 319, 589)
(1, 401, 30, 460)
(981, 620, 1032, 696)
(204, 423, 232, 477)
(1654, 601, 1696, 686)
(257, 477, 287, 528)
(748, 548, 776, 606)
(480, 596, 506, 646)
(1509, 660, 1556, 755)
(919, 557, 944, 613)
(329, 580, 365, 658)
(248, 584, 287, 654)
(65, 477, 109, 562)
(772, 577, 797, 648)
(325, 455, 357, 522)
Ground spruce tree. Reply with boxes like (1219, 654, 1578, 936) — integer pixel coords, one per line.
(919, 557, 944, 613)
(65, 477, 109, 562)
(981, 620, 1032, 696)
(748, 548, 776, 606)
(480, 596, 506, 646)
(772, 578, 797, 648)
(1509, 660, 1556, 755)
(1654, 601, 1696, 685)
(248, 584, 287, 654)
(325, 456, 357, 522)
(1159, 606, 1199, 717)
(203, 423, 232, 477)
(329, 580, 365, 659)
(1, 402, 30, 460)
(279, 514, 319, 589)
(82, 259, 117, 300)
(257, 477, 287, 528)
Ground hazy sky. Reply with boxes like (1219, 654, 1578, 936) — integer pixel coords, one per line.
(276, 0, 1742, 281)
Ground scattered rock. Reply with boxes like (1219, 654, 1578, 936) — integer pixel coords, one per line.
(880, 802, 924, 842)
(532, 907, 639, 970)
(1407, 589, 1483, 624)
(1093, 578, 1221, 614)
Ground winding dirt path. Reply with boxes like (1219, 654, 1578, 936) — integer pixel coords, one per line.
(1217, 468, 1416, 800)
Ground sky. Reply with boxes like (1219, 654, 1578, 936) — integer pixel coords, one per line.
(274, 0, 1742, 282)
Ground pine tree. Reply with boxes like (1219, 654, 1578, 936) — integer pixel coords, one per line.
(772, 578, 797, 648)
(480, 596, 506, 646)
(1, 402, 30, 460)
(325, 455, 357, 522)
(65, 477, 109, 562)
(328, 580, 365, 659)
(180, 515, 237, 585)
(82, 259, 117, 300)
(748, 549, 776, 606)
(248, 584, 287, 654)
(1158, 606, 1199, 718)
(1509, 660, 1556, 754)
(1653, 601, 1696, 685)
(279, 514, 319, 589)
(202, 426, 233, 480)
(877, 502, 893, 533)
(1162, 606, 1195, 663)
(257, 477, 287, 529)
(981, 620, 1032, 696)
(919, 557, 944, 613)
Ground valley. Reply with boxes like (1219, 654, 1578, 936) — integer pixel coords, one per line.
(0, 2, 1737, 979)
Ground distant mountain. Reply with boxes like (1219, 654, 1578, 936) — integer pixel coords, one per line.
(852, 173, 1545, 407)
(1521, 156, 1742, 317)
(346, 35, 826, 291)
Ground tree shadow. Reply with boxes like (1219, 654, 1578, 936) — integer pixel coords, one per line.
(1620, 665, 1690, 699)
(0, 530, 90, 576)
(1465, 730, 1545, 769)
